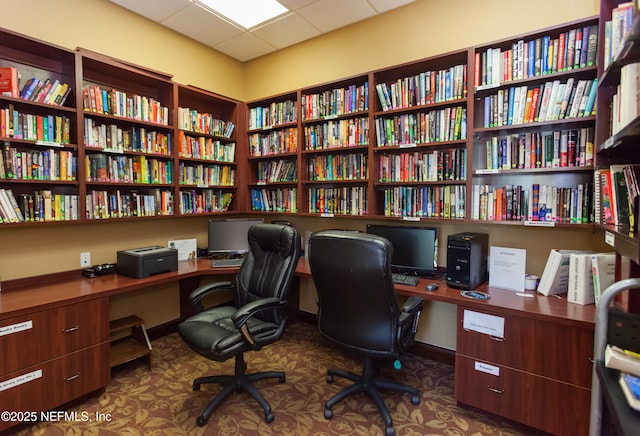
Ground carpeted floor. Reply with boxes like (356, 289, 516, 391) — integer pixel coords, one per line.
(16, 322, 540, 435)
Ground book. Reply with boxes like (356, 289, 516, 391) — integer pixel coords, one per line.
(591, 252, 616, 305)
(619, 372, 640, 412)
(537, 248, 590, 296)
(567, 252, 594, 305)
(606, 344, 640, 377)
(0, 67, 19, 98)
(611, 164, 631, 227)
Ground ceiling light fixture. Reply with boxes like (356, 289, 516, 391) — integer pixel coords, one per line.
(198, 0, 288, 29)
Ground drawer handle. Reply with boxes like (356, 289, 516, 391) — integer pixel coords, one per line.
(62, 325, 79, 333)
(489, 335, 506, 342)
(487, 386, 504, 394)
(64, 373, 80, 382)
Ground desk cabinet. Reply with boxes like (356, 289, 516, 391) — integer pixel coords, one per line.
(0, 298, 110, 432)
(455, 306, 593, 435)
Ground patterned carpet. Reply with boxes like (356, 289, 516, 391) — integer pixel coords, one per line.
(17, 322, 539, 435)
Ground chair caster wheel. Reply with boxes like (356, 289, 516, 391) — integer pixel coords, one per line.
(411, 394, 420, 405)
(324, 409, 333, 419)
(326, 375, 333, 383)
(265, 411, 274, 423)
(385, 426, 395, 436)
(196, 416, 207, 427)
(278, 374, 286, 383)
(193, 382, 201, 391)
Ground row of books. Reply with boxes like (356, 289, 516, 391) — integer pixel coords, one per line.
(257, 159, 297, 183)
(303, 117, 369, 150)
(306, 152, 368, 182)
(85, 154, 172, 184)
(375, 106, 467, 147)
(249, 127, 298, 157)
(378, 147, 467, 183)
(178, 189, 233, 214)
(1, 145, 76, 181)
(178, 163, 235, 187)
(480, 127, 595, 171)
(375, 63, 468, 111)
(611, 62, 640, 136)
(250, 187, 298, 213)
(309, 186, 367, 216)
(603, 1, 636, 69)
(475, 24, 598, 88)
(604, 342, 640, 412)
(177, 131, 235, 162)
(86, 189, 173, 219)
(594, 165, 640, 229)
(381, 185, 465, 219)
(301, 82, 369, 120)
(1, 106, 71, 144)
(472, 182, 592, 223)
(537, 249, 615, 304)
(248, 100, 297, 130)
(84, 118, 172, 155)
(19, 76, 72, 106)
(177, 107, 235, 138)
(0, 188, 79, 223)
(482, 78, 597, 128)
(82, 85, 170, 126)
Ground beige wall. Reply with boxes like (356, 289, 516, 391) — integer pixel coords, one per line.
(0, 0, 604, 347)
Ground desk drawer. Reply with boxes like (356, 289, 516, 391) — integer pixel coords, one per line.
(455, 354, 590, 436)
(456, 306, 593, 387)
(0, 342, 110, 432)
(0, 298, 109, 375)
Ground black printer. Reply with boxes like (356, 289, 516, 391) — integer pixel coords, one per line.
(116, 246, 178, 278)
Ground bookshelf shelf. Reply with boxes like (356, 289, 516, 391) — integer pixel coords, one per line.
(471, 16, 598, 227)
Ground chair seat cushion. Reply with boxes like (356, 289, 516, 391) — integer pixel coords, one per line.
(178, 306, 280, 361)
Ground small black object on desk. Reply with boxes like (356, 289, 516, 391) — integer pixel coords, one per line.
(425, 283, 439, 292)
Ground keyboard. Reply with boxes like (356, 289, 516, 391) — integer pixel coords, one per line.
(392, 273, 419, 286)
(211, 258, 245, 268)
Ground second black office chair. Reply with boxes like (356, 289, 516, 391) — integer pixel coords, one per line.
(308, 230, 424, 436)
(178, 223, 301, 426)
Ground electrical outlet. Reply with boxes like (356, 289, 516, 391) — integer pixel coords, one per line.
(80, 252, 91, 268)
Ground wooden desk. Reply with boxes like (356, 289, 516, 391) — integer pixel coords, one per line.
(0, 258, 596, 435)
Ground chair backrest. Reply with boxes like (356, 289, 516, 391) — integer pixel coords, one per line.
(236, 223, 301, 323)
(308, 230, 401, 357)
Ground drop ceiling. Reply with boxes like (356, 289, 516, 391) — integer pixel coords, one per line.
(109, 0, 416, 62)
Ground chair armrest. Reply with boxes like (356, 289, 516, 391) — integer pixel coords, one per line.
(399, 296, 424, 333)
(189, 281, 234, 312)
(232, 297, 287, 349)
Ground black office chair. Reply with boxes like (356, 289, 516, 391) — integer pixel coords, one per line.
(308, 230, 424, 436)
(178, 223, 301, 426)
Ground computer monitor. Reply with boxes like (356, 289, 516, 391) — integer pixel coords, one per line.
(366, 224, 438, 277)
(207, 218, 264, 257)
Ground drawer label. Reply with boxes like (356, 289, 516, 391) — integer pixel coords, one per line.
(474, 361, 500, 376)
(0, 369, 42, 392)
(463, 309, 504, 338)
(0, 320, 33, 337)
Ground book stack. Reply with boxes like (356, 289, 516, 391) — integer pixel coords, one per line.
(605, 344, 640, 412)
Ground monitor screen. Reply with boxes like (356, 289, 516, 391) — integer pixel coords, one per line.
(207, 218, 264, 256)
(366, 224, 438, 277)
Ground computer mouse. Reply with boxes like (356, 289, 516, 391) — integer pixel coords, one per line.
(426, 283, 439, 292)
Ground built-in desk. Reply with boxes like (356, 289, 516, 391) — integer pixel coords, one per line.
(1, 258, 596, 435)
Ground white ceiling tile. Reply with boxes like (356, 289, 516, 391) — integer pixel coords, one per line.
(214, 33, 277, 62)
(298, 0, 376, 33)
(110, 0, 193, 22)
(252, 14, 321, 49)
(278, 0, 320, 10)
(161, 3, 244, 47)
(367, 0, 415, 13)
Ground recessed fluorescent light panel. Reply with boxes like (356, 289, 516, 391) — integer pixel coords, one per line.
(199, 0, 288, 29)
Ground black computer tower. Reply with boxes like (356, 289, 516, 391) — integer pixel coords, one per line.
(446, 232, 488, 290)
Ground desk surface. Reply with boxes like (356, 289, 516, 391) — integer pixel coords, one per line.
(1, 257, 596, 329)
